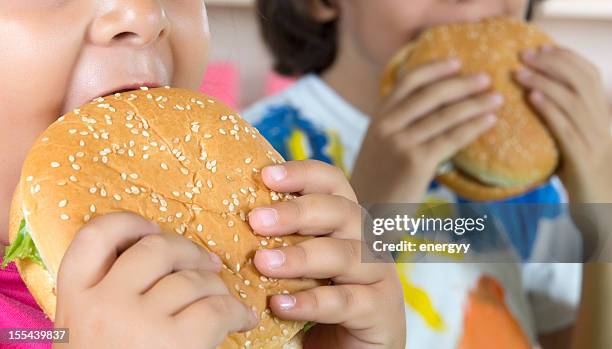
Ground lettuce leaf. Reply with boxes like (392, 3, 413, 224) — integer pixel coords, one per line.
(303, 321, 316, 332)
(1, 219, 43, 269)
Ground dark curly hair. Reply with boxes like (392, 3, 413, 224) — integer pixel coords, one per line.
(256, 0, 338, 77)
(256, 0, 540, 77)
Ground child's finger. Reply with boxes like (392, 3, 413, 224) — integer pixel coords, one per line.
(522, 48, 589, 95)
(515, 68, 578, 118)
(269, 284, 377, 328)
(382, 59, 462, 112)
(401, 92, 503, 146)
(249, 194, 361, 239)
(101, 232, 222, 293)
(528, 90, 587, 156)
(380, 73, 491, 134)
(174, 295, 258, 341)
(424, 114, 497, 162)
(254, 238, 387, 285)
(554, 47, 602, 83)
(57, 212, 161, 293)
(261, 160, 356, 202)
(142, 269, 228, 315)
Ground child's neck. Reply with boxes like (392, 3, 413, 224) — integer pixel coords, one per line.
(320, 58, 383, 119)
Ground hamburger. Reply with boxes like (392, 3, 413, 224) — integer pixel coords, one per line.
(2, 87, 317, 349)
(381, 17, 559, 201)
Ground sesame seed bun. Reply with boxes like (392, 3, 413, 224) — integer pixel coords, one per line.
(10, 87, 319, 348)
(381, 17, 560, 201)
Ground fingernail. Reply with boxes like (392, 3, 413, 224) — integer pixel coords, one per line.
(476, 74, 491, 86)
(531, 90, 544, 102)
(523, 49, 536, 60)
(277, 295, 296, 310)
(209, 252, 223, 266)
(484, 114, 497, 124)
(250, 208, 278, 227)
(516, 68, 532, 81)
(489, 93, 504, 106)
(448, 58, 462, 70)
(541, 44, 554, 53)
(264, 165, 287, 182)
(259, 249, 285, 269)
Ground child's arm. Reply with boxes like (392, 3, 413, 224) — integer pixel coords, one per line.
(571, 263, 612, 349)
(53, 212, 257, 349)
(249, 161, 406, 349)
(351, 59, 502, 203)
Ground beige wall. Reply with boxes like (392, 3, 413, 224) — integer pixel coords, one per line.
(206, 2, 612, 108)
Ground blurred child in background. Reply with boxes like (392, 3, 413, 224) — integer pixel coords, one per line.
(244, 0, 612, 348)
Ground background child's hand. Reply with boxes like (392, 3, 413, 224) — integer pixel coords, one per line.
(249, 161, 406, 349)
(516, 46, 612, 204)
(53, 212, 257, 349)
(351, 59, 501, 203)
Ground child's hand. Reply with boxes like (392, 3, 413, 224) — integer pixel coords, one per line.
(53, 212, 257, 349)
(351, 59, 501, 203)
(516, 46, 612, 203)
(249, 161, 406, 349)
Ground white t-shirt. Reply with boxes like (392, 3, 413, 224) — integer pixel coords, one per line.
(243, 74, 582, 348)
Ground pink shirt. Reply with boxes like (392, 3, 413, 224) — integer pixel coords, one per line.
(0, 258, 52, 349)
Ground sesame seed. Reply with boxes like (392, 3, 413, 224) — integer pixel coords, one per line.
(129, 173, 139, 180)
(60, 214, 70, 221)
(90, 204, 96, 213)
(113, 194, 122, 201)
(58, 200, 67, 208)
(172, 191, 180, 197)
(51, 162, 60, 168)
(160, 163, 169, 170)
(180, 167, 189, 175)
(121, 173, 127, 180)
(197, 224, 203, 232)
(207, 240, 216, 246)
(69, 175, 77, 182)
(244, 157, 252, 164)
(26, 176, 33, 182)
(140, 86, 149, 90)
(72, 163, 80, 171)
(260, 240, 268, 246)
(33, 184, 41, 194)
(233, 234, 239, 242)
(89, 187, 97, 194)
(83, 215, 91, 222)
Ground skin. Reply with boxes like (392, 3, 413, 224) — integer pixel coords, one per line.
(305, 0, 611, 348)
(1, 1, 406, 348)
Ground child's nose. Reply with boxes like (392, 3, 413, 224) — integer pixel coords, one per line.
(88, 0, 170, 47)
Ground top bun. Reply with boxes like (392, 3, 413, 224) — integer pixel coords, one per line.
(381, 17, 559, 201)
(10, 87, 317, 349)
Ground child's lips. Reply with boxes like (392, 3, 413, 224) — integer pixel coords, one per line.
(92, 82, 163, 101)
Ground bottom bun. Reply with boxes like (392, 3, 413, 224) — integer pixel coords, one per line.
(436, 170, 540, 201)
